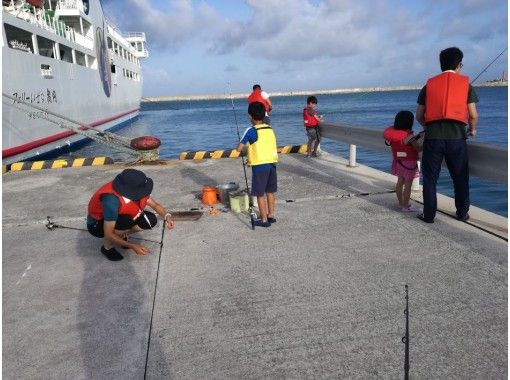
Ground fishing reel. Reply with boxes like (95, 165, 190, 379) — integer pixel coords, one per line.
(45, 216, 57, 230)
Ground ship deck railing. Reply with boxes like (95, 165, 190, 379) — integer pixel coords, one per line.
(56, 0, 85, 13)
(4, 0, 94, 50)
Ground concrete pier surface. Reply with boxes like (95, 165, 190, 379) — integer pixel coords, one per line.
(3, 152, 507, 379)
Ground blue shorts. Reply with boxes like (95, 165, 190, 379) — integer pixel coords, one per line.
(251, 165, 277, 196)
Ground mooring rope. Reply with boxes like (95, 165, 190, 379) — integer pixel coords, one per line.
(2, 93, 158, 161)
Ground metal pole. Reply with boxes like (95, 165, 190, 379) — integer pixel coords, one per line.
(348, 144, 357, 167)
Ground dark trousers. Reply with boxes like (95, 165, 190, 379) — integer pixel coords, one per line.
(421, 139, 470, 221)
(87, 211, 158, 238)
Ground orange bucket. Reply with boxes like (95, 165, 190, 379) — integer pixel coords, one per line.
(202, 186, 218, 205)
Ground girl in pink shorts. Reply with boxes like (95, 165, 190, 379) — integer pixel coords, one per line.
(383, 111, 422, 212)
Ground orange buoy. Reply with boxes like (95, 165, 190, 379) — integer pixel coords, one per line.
(202, 186, 218, 205)
(130, 136, 161, 151)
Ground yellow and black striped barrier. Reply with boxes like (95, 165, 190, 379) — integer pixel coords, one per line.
(7, 157, 114, 172)
(180, 144, 307, 160)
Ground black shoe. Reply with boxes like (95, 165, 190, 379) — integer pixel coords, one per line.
(417, 213, 434, 223)
(101, 246, 124, 261)
(457, 213, 470, 222)
(268, 217, 276, 224)
(253, 219, 270, 227)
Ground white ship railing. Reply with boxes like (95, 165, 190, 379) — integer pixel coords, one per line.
(57, 0, 85, 13)
(124, 32, 149, 58)
(320, 123, 508, 184)
(124, 32, 146, 41)
(3, 1, 95, 50)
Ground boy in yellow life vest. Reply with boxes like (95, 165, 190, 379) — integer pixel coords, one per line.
(236, 102, 278, 227)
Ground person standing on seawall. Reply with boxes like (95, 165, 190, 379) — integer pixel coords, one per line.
(303, 95, 324, 157)
(236, 102, 278, 228)
(416, 46, 479, 223)
(248, 84, 272, 124)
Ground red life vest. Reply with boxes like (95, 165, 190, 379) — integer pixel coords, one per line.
(247, 89, 271, 113)
(424, 71, 469, 124)
(88, 181, 150, 221)
(383, 126, 418, 161)
(303, 107, 318, 128)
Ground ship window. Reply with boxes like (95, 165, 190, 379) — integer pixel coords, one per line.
(4, 24, 34, 54)
(111, 64, 116, 74)
(75, 50, 86, 67)
(59, 44, 73, 63)
(37, 35, 55, 58)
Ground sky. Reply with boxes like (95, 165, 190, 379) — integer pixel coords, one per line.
(102, 0, 508, 97)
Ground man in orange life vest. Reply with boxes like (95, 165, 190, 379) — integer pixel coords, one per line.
(247, 84, 272, 123)
(416, 47, 479, 223)
(87, 169, 175, 261)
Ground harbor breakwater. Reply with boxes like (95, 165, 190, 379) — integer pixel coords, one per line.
(142, 81, 507, 102)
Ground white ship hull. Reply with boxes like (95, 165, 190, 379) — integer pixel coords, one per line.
(2, 0, 148, 164)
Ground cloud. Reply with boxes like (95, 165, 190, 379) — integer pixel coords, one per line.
(103, 0, 219, 50)
(224, 65, 239, 72)
(210, 0, 380, 61)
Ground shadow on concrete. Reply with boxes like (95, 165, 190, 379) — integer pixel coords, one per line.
(278, 157, 394, 198)
(76, 230, 170, 378)
(179, 166, 220, 188)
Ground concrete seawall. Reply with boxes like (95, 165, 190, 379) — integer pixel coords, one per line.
(3, 152, 507, 378)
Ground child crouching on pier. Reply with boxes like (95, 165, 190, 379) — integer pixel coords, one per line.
(383, 110, 422, 212)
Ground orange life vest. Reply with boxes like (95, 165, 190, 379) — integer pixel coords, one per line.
(88, 181, 149, 221)
(383, 126, 418, 161)
(424, 71, 469, 124)
(247, 89, 271, 113)
(303, 107, 319, 128)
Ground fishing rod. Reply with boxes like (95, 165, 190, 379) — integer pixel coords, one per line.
(228, 84, 256, 230)
(402, 284, 410, 380)
(45, 216, 162, 245)
(143, 218, 166, 379)
(471, 46, 507, 84)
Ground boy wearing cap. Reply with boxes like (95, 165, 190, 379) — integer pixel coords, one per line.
(87, 169, 174, 261)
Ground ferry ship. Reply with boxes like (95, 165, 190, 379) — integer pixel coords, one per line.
(2, 0, 148, 164)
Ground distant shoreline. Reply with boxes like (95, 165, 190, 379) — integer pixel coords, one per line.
(142, 81, 507, 102)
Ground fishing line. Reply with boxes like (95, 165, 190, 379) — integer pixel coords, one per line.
(225, 84, 237, 139)
(410, 202, 508, 242)
(228, 83, 256, 230)
(143, 219, 166, 379)
(470, 46, 508, 84)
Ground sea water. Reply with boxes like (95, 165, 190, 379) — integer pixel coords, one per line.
(73, 86, 508, 217)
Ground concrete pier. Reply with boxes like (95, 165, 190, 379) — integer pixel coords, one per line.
(3, 152, 507, 379)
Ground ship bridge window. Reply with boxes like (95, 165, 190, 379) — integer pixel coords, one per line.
(37, 35, 55, 58)
(4, 24, 34, 54)
(59, 44, 73, 63)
